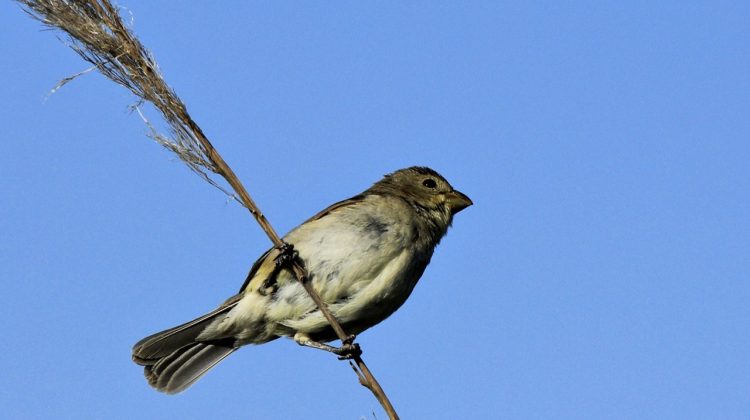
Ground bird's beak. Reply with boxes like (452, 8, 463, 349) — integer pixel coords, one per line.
(446, 189, 473, 214)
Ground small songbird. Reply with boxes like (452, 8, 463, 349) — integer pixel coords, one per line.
(132, 166, 472, 393)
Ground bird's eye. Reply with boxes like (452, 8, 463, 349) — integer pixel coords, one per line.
(422, 178, 437, 189)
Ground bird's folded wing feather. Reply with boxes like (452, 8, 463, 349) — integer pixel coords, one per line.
(239, 195, 367, 295)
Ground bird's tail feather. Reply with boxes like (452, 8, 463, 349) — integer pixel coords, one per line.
(132, 295, 241, 394)
(143, 341, 236, 394)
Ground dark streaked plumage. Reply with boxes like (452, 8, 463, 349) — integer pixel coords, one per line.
(132, 166, 472, 393)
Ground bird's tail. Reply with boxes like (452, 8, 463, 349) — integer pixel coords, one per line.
(132, 296, 241, 394)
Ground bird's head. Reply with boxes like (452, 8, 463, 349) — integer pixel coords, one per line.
(369, 166, 473, 226)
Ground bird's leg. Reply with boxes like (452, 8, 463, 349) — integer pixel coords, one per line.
(294, 333, 362, 360)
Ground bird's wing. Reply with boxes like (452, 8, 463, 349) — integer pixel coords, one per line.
(238, 247, 276, 293)
(239, 194, 367, 294)
(302, 194, 366, 224)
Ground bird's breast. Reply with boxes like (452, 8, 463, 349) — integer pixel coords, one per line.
(275, 199, 431, 332)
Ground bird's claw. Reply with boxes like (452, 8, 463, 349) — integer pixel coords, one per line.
(274, 242, 298, 267)
(335, 342, 362, 360)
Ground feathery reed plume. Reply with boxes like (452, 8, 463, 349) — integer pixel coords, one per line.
(21, 0, 221, 187)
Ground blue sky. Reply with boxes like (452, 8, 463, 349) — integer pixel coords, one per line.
(1, 1, 748, 419)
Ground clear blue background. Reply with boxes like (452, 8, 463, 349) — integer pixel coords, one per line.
(1, 2, 748, 419)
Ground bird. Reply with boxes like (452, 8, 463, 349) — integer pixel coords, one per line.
(132, 166, 472, 393)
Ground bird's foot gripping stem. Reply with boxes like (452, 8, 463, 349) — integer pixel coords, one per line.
(274, 242, 299, 268)
(295, 333, 362, 360)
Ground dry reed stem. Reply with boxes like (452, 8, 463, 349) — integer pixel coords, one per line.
(16, 1, 399, 418)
